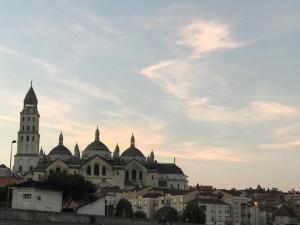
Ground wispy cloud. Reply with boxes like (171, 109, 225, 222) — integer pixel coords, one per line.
(176, 21, 241, 57)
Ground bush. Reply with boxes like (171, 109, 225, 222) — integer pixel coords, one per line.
(182, 202, 206, 223)
(115, 198, 133, 218)
(157, 206, 178, 222)
(134, 211, 147, 219)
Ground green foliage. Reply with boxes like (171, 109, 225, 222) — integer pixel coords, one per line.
(182, 202, 206, 223)
(134, 211, 147, 219)
(157, 206, 178, 222)
(45, 173, 96, 200)
(115, 198, 133, 218)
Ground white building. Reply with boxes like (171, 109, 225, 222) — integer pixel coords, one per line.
(11, 180, 63, 212)
(187, 198, 231, 225)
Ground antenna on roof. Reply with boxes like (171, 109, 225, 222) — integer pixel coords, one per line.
(174, 157, 176, 164)
(31, 80, 32, 87)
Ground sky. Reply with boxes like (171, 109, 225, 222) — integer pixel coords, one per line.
(0, 0, 299, 191)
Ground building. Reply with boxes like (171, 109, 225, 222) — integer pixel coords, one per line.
(215, 189, 249, 225)
(273, 204, 298, 225)
(0, 164, 23, 187)
(187, 198, 230, 225)
(13, 84, 188, 191)
(11, 180, 63, 212)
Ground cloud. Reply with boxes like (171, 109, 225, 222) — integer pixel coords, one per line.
(258, 140, 300, 150)
(0, 45, 21, 56)
(157, 142, 244, 162)
(176, 21, 241, 56)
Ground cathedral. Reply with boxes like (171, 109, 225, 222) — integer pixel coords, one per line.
(13, 84, 188, 190)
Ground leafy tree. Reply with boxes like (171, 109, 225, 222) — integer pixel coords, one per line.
(157, 206, 178, 223)
(45, 173, 96, 200)
(182, 202, 206, 224)
(115, 198, 133, 218)
(134, 211, 147, 219)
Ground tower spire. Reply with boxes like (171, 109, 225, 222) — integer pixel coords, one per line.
(95, 126, 100, 141)
(59, 131, 63, 145)
(130, 133, 135, 147)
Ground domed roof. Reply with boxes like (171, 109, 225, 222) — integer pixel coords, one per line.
(121, 134, 145, 158)
(24, 82, 38, 106)
(84, 126, 111, 152)
(49, 145, 72, 156)
(48, 132, 72, 156)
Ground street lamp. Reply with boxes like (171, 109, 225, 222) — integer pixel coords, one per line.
(6, 140, 16, 209)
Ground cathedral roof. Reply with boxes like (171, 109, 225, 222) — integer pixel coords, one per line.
(157, 163, 184, 174)
(84, 126, 111, 153)
(48, 132, 72, 156)
(121, 134, 145, 158)
(24, 83, 38, 106)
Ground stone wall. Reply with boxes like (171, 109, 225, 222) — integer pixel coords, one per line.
(0, 208, 200, 225)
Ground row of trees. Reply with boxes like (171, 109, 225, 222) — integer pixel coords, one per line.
(115, 198, 206, 224)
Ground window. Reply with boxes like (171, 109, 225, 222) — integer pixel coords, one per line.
(139, 171, 143, 180)
(32, 136, 35, 142)
(177, 184, 180, 190)
(116, 171, 119, 175)
(23, 194, 31, 199)
(132, 169, 136, 180)
(94, 164, 99, 176)
(26, 136, 29, 142)
(87, 165, 91, 175)
(22, 116, 25, 121)
(125, 171, 129, 181)
(161, 200, 164, 205)
(27, 126, 30, 131)
(28, 117, 30, 121)
(37, 196, 41, 200)
(21, 136, 24, 141)
(30, 166, 33, 171)
(22, 126, 24, 131)
(102, 166, 106, 176)
(32, 126, 35, 131)
(19, 166, 22, 172)
(33, 117, 35, 121)
(171, 183, 173, 189)
(151, 175, 154, 180)
(56, 167, 61, 173)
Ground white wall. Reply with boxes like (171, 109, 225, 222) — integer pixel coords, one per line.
(12, 187, 62, 212)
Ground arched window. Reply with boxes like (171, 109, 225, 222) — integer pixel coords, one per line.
(87, 165, 91, 175)
(94, 164, 99, 176)
(22, 116, 25, 121)
(102, 166, 106, 176)
(32, 136, 35, 142)
(56, 167, 61, 173)
(132, 169, 136, 180)
(32, 126, 35, 131)
(19, 166, 22, 172)
(27, 126, 30, 131)
(26, 136, 29, 142)
(125, 171, 129, 181)
(21, 136, 24, 142)
(139, 171, 143, 180)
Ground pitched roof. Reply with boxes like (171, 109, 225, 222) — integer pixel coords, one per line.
(157, 163, 184, 174)
(274, 205, 297, 218)
(48, 144, 72, 156)
(13, 180, 61, 191)
(24, 85, 38, 106)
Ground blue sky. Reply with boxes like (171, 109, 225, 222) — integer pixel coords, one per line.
(0, 0, 300, 190)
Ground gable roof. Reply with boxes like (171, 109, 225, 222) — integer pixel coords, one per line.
(274, 205, 297, 218)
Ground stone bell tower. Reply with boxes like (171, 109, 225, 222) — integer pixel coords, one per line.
(13, 82, 40, 173)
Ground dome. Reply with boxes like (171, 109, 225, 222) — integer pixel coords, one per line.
(49, 145, 72, 156)
(120, 134, 145, 160)
(48, 132, 72, 156)
(85, 140, 110, 152)
(24, 83, 38, 106)
(84, 126, 110, 152)
(121, 146, 145, 157)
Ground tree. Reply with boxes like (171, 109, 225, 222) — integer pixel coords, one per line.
(182, 202, 205, 224)
(134, 211, 147, 219)
(115, 198, 133, 218)
(157, 206, 178, 223)
(45, 173, 96, 200)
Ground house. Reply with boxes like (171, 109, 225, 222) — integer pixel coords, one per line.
(0, 164, 23, 187)
(187, 198, 231, 225)
(11, 180, 63, 212)
(273, 204, 298, 225)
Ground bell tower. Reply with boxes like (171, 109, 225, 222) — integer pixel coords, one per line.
(13, 82, 40, 173)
